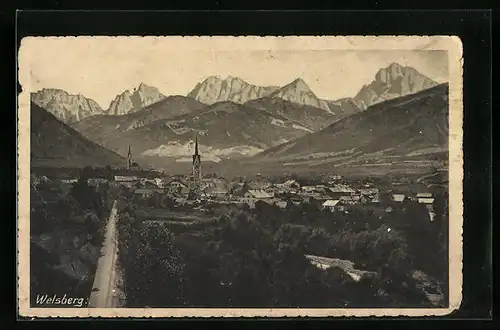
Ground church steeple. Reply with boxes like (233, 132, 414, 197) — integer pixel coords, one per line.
(127, 145, 133, 169)
(194, 133, 199, 156)
(189, 133, 202, 199)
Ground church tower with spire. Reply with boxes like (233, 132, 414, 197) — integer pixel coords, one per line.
(188, 133, 202, 199)
(127, 145, 133, 170)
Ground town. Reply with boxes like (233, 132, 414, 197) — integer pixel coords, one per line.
(32, 134, 444, 224)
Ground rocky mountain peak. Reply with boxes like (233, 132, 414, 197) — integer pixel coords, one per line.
(269, 78, 332, 113)
(285, 78, 313, 94)
(107, 83, 166, 116)
(31, 88, 104, 124)
(354, 62, 439, 109)
(187, 76, 279, 105)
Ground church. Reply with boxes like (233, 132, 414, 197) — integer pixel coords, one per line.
(126, 145, 140, 170)
(187, 133, 202, 200)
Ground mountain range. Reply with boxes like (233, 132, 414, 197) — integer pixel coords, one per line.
(240, 83, 449, 175)
(30, 102, 125, 168)
(31, 62, 437, 125)
(30, 63, 444, 172)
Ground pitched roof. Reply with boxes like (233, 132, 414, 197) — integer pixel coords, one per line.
(328, 184, 355, 193)
(284, 179, 300, 186)
(166, 179, 188, 187)
(114, 175, 138, 182)
(246, 189, 273, 198)
(360, 188, 379, 195)
(322, 200, 340, 207)
(416, 192, 433, 198)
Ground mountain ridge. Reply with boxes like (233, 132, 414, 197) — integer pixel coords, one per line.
(31, 88, 105, 124)
(107, 83, 167, 115)
(268, 78, 333, 113)
(187, 75, 279, 105)
(31, 102, 125, 168)
(353, 63, 439, 109)
(243, 83, 449, 174)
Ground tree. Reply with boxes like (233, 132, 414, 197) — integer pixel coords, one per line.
(125, 223, 185, 307)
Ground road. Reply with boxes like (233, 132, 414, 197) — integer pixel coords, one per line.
(88, 200, 121, 308)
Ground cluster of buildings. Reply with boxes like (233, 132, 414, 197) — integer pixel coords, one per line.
(32, 134, 438, 222)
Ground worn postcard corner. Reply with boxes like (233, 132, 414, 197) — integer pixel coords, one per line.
(17, 35, 463, 318)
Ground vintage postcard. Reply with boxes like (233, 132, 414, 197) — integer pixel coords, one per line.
(17, 36, 463, 318)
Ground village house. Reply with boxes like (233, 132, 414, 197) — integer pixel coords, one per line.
(61, 178, 78, 184)
(283, 179, 301, 190)
(264, 184, 282, 196)
(359, 187, 379, 196)
(304, 254, 376, 282)
(87, 177, 109, 187)
(133, 188, 163, 198)
(274, 179, 301, 193)
(351, 195, 361, 204)
(300, 185, 328, 195)
(153, 178, 165, 188)
(392, 194, 406, 202)
(275, 200, 288, 209)
(417, 196, 435, 205)
(322, 199, 340, 212)
(416, 192, 433, 199)
(239, 189, 274, 209)
(327, 184, 356, 199)
(164, 179, 190, 195)
(139, 180, 161, 189)
(228, 182, 246, 196)
(247, 179, 272, 191)
(202, 180, 229, 200)
(339, 195, 357, 205)
(328, 174, 342, 181)
(301, 186, 318, 193)
(417, 196, 436, 222)
(114, 175, 139, 188)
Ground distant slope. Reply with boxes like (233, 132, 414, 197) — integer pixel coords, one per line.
(72, 95, 207, 142)
(187, 76, 279, 105)
(326, 98, 365, 117)
(246, 83, 449, 173)
(245, 97, 339, 131)
(31, 102, 125, 168)
(77, 101, 316, 164)
(107, 83, 166, 115)
(353, 63, 439, 109)
(31, 89, 104, 124)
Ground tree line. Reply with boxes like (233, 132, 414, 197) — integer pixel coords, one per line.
(116, 191, 448, 308)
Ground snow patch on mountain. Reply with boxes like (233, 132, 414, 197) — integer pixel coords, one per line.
(141, 141, 264, 163)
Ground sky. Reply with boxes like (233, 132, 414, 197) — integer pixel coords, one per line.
(25, 38, 449, 109)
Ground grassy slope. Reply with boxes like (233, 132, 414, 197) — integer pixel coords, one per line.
(236, 84, 449, 176)
(30, 102, 125, 168)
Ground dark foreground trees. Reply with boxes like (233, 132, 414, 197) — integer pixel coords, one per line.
(118, 196, 446, 308)
(118, 215, 185, 307)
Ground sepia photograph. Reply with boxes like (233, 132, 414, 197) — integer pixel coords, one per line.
(17, 36, 463, 317)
